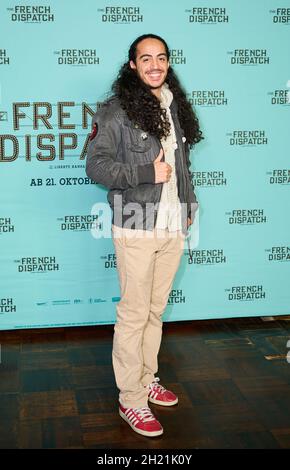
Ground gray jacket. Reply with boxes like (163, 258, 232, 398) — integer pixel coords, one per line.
(86, 96, 198, 237)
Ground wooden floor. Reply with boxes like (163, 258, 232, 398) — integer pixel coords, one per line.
(0, 315, 290, 449)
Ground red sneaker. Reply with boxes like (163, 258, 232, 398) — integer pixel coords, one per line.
(147, 377, 178, 406)
(119, 404, 163, 437)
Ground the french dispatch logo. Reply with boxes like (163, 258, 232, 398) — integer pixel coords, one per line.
(8, 5, 55, 22)
(228, 130, 268, 146)
(16, 256, 59, 272)
(268, 88, 290, 105)
(190, 248, 226, 266)
(58, 215, 100, 231)
(226, 285, 266, 301)
(188, 90, 228, 107)
(228, 49, 270, 65)
(192, 170, 227, 187)
(270, 7, 290, 23)
(97, 6, 143, 23)
(0, 101, 96, 162)
(169, 49, 187, 65)
(0, 298, 16, 313)
(54, 50, 100, 66)
(268, 169, 290, 184)
(227, 209, 267, 225)
(0, 49, 10, 65)
(168, 289, 186, 304)
(266, 246, 290, 262)
(0, 217, 15, 234)
(186, 7, 229, 23)
(101, 253, 117, 269)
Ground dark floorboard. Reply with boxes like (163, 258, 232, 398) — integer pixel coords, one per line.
(0, 315, 290, 449)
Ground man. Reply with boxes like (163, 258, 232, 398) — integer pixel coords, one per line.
(86, 34, 203, 437)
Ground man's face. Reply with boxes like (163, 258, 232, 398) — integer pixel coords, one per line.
(129, 38, 169, 94)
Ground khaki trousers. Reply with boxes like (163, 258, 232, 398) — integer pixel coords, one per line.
(111, 224, 185, 408)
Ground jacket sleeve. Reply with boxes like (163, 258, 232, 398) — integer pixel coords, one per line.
(86, 111, 155, 190)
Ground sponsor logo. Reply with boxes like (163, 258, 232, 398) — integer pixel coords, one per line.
(35, 297, 107, 308)
(88, 297, 106, 304)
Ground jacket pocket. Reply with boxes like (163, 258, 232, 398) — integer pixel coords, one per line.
(123, 123, 152, 153)
(123, 183, 160, 205)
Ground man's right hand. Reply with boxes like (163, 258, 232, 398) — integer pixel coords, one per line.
(153, 149, 172, 184)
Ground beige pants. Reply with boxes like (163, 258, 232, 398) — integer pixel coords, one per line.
(111, 224, 185, 408)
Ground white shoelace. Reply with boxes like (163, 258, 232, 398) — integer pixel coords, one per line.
(148, 377, 166, 394)
(132, 407, 155, 422)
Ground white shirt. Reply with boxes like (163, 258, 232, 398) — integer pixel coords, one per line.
(155, 84, 182, 231)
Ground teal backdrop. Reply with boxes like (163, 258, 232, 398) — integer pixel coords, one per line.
(0, 0, 290, 330)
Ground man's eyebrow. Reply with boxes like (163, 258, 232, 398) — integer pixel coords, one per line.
(139, 53, 167, 59)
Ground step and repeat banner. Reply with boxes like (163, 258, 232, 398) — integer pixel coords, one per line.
(0, 0, 290, 330)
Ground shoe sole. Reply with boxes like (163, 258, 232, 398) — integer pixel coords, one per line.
(148, 397, 178, 406)
(119, 409, 163, 437)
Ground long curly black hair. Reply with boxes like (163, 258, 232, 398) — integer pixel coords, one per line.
(111, 34, 203, 148)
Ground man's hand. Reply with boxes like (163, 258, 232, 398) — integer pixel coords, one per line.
(153, 149, 172, 184)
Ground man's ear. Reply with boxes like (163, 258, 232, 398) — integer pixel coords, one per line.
(129, 60, 136, 70)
